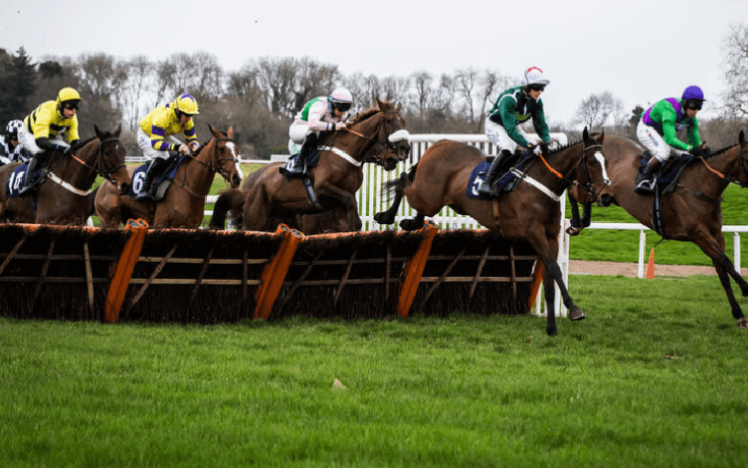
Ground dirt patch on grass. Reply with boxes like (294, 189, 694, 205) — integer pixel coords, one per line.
(569, 260, 748, 278)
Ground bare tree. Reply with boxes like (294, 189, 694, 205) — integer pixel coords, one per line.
(574, 91, 623, 131)
(120, 55, 153, 131)
(720, 23, 748, 118)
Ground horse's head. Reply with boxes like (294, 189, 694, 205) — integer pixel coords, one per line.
(94, 124, 130, 195)
(349, 99, 411, 171)
(578, 127, 613, 207)
(208, 125, 242, 188)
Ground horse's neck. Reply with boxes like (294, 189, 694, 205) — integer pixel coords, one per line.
(344, 119, 379, 157)
(58, 140, 98, 188)
(182, 139, 216, 195)
(699, 148, 739, 194)
(531, 145, 581, 189)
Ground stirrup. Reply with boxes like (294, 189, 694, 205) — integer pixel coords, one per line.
(634, 180, 654, 195)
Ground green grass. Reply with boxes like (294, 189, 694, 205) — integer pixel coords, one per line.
(2, 274, 747, 467)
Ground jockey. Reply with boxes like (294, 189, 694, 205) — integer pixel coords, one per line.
(478, 67, 552, 197)
(136, 93, 200, 201)
(18, 87, 83, 194)
(634, 86, 707, 195)
(0, 120, 31, 166)
(288, 87, 352, 174)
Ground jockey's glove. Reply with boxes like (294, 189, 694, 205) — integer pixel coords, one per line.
(62, 146, 75, 156)
(689, 146, 706, 157)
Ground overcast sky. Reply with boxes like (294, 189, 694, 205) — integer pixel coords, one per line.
(0, 0, 743, 125)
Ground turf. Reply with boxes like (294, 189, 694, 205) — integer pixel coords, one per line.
(2, 274, 747, 467)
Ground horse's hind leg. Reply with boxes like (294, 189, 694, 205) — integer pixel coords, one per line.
(374, 172, 409, 225)
(541, 261, 558, 336)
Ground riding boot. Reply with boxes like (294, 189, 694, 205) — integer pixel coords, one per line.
(297, 133, 318, 175)
(18, 154, 43, 195)
(136, 158, 165, 201)
(477, 150, 510, 197)
(634, 158, 661, 195)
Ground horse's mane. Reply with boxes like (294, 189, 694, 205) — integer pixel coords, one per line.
(705, 144, 738, 159)
(546, 138, 584, 156)
(349, 101, 396, 125)
(80, 136, 98, 147)
(193, 130, 229, 157)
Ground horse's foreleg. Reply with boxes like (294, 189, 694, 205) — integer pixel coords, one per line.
(582, 203, 592, 228)
(694, 230, 748, 327)
(542, 261, 558, 336)
(400, 213, 425, 231)
(567, 194, 585, 236)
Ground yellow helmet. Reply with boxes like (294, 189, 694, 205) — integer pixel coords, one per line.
(57, 87, 82, 104)
(174, 93, 200, 115)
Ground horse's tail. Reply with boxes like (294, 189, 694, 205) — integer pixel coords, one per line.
(209, 188, 244, 230)
(381, 163, 417, 196)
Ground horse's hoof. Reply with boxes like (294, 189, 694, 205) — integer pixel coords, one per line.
(546, 327, 558, 337)
(569, 308, 586, 321)
(738, 318, 748, 329)
(374, 212, 394, 225)
(399, 219, 420, 231)
(566, 226, 582, 236)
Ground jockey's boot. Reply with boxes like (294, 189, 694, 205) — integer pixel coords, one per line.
(297, 133, 318, 175)
(477, 150, 510, 198)
(136, 158, 166, 201)
(18, 155, 42, 196)
(634, 157, 661, 195)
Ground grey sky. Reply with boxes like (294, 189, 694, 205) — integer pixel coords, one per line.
(0, 0, 743, 125)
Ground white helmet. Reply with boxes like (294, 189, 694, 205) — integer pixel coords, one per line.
(329, 87, 353, 112)
(521, 66, 550, 86)
(5, 120, 24, 140)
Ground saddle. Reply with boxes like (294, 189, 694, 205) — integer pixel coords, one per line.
(467, 150, 536, 199)
(637, 151, 694, 195)
(132, 154, 186, 201)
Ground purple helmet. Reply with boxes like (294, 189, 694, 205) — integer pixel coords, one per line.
(682, 86, 705, 102)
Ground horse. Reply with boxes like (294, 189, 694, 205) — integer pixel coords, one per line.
(208, 98, 410, 233)
(95, 125, 242, 229)
(567, 132, 748, 329)
(374, 128, 613, 336)
(0, 124, 130, 225)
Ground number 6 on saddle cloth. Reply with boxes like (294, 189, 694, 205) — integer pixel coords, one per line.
(130, 154, 185, 202)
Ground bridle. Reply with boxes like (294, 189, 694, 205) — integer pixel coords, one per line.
(340, 110, 411, 165)
(533, 141, 609, 200)
(178, 135, 239, 198)
(62, 136, 126, 187)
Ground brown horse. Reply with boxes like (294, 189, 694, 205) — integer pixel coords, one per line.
(0, 124, 130, 225)
(209, 99, 410, 232)
(374, 129, 612, 336)
(567, 132, 748, 329)
(95, 125, 242, 228)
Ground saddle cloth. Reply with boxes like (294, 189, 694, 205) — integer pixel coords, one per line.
(5, 163, 41, 198)
(130, 156, 186, 199)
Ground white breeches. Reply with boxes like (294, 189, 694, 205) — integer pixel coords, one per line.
(17, 124, 69, 155)
(484, 119, 567, 154)
(289, 121, 318, 154)
(636, 120, 687, 163)
(137, 128, 181, 161)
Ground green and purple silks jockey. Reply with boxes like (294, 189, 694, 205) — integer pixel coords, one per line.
(634, 85, 708, 195)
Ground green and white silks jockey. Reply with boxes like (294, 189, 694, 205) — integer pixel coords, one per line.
(479, 66, 566, 198)
(288, 87, 353, 173)
(634, 85, 708, 195)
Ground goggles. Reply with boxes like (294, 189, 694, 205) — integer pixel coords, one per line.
(333, 101, 352, 112)
(63, 102, 80, 111)
(685, 100, 703, 111)
(528, 84, 546, 92)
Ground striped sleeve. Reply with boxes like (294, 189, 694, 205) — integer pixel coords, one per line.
(184, 119, 198, 145)
(150, 113, 176, 152)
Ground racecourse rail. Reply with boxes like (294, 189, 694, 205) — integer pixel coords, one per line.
(124, 133, 748, 314)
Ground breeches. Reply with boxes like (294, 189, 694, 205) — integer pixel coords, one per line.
(636, 120, 687, 163)
(137, 128, 180, 161)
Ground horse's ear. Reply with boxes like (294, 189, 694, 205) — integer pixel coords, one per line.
(396, 102, 402, 111)
(598, 128, 605, 145)
(376, 97, 384, 110)
(228, 126, 234, 138)
(114, 123, 122, 137)
(208, 124, 219, 138)
(94, 125, 104, 139)
(740, 130, 746, 147)
(582, 126, 590, 143)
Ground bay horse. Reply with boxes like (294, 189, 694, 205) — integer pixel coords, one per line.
(0, 124, 130, 225)
(95, 125, 242, 228)
(209, 98, 410, 232)
(567, 132, 748, 329)
(374, 128, 612, 336)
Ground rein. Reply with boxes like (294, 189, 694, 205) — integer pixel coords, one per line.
(532, 143, 606, 199)
(178, 136, 238, 198)
(49, 137, 126, 195)
(697, 148, 748, 189)
(338, 109, 410, 165)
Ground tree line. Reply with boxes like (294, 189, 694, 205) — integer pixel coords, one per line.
(1, 24, 746, 158)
